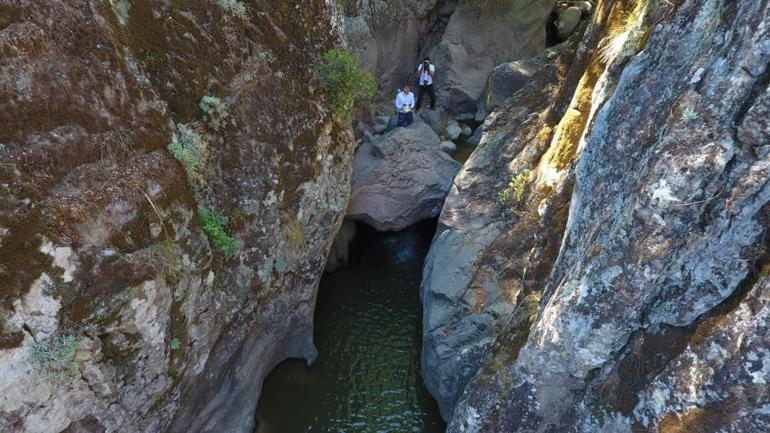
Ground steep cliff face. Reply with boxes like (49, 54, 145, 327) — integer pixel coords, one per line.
(336, 0, 450, 92)
(431, 0, 555, 114)
(0, 1, 354, 432)
(423, 0, 770, 430)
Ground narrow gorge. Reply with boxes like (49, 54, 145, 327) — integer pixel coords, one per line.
(1, 0, 769, 433)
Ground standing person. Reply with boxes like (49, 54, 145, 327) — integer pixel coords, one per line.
(415, 57, 436, 111)
(395, 83, 415, 127)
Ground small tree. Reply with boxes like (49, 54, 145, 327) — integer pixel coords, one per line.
(317, 49, 376, 118)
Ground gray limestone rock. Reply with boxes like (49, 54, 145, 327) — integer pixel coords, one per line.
(441, 140, 458, 155)
(488, 56, 547, 109)
(431, 0, 555, 113)
(347, 123, 461, 231)
(427, 0, 770, 431)
(446, 120, 463, 140)
(556, 6, 582, 40)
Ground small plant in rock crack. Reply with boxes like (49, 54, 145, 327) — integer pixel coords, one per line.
(199, 207, 237, 257)
(31, 335, 79, 381)
(167, 123, 207, 179)
(285, 218, 307, 250)
(169, 337, 182, 350)
(273, 258, 289, 273)
(199, 96, 229, 131)
(498, 169, 530, 216)
(112, 0, 131, 26)
(681, 106, 698, 122)
(217, 0, 249, 20)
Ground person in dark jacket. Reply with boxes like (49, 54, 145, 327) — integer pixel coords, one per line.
(414, 57, 436, 111)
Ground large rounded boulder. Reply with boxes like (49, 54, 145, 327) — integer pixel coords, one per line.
(347, 122, 461, 231)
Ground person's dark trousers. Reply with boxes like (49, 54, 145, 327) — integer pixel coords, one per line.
(397, 111, 413, 127)
(416, 84, 436, 111)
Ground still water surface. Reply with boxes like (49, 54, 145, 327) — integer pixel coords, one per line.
(255, 222, 446, 433)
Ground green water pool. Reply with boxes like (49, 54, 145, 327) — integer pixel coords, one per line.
(255, 221, 446, 433)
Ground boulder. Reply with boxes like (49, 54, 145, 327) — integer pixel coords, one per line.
(570, 0, 593, 14)
(431, 0, 555, 114)
(487, 56, 546, 109)
(556, 6, 582, 40)
(347, 123, 461, 231)
(446, 120, 463, 140)
(373, 123, 387, 134)
(420, 108, 448, 134)
(467, 125, 483, 146)
(441, 141, 457, 155)
(460, 124, 472, 138)
(375, 115, 391, 126)
(474, 103, 487, 123)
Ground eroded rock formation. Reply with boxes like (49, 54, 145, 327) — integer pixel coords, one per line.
(422, 0, 770, 431)
(0, 1, 354, 432)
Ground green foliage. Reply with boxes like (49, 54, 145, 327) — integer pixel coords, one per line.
(499, 170, 530, 204)
(169, 337, 182, 350)
(217, 0, 248, 20)
(112, 0, 131, 26)
(273, 258, 288, 273)
(199, 96, 229, 131)
(0, 143, 5, 153)
(199, 208, 237, 256)
(167, 123, 207, 178)
(31, 335, 79, 381)
(317, 49, 376, 118)
(498, 170, 530, 217)
(681, 106, 698, 122)
(243, 74, 254, 82)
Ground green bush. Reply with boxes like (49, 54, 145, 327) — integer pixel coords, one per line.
(31, 335, 79, 381)
(317, 49, 376, 118)
(167, 123, 207, 178)
(0, 143, 5, 153)
(498, 169, 530, 216)
(199, 96, 229, 131)
(217, 0, 248, 20)
(199, 208, 237, 256)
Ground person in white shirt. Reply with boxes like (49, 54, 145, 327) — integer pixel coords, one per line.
(395, 83, 415, 127)
(415, 57, 436, 111)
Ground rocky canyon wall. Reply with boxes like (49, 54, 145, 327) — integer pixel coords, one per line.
(421, 0, 770, 431)
(0, 1, 354, 432)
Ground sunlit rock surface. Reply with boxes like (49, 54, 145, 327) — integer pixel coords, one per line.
(422, 0, 770, 430)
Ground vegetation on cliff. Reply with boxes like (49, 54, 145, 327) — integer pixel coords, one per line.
(318, 49, 376, 118)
